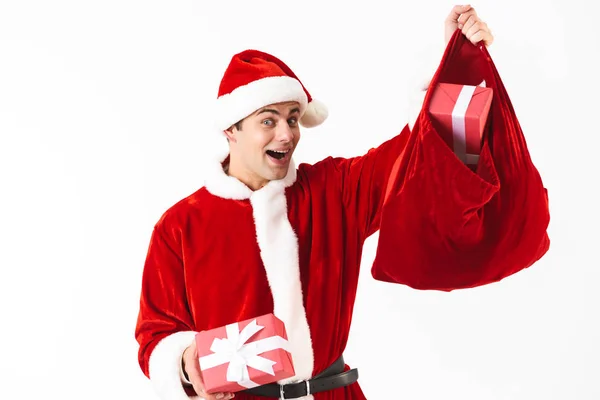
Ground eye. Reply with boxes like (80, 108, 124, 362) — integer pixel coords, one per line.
(262, 119, 274, 127)
(288, 117, 298, 126)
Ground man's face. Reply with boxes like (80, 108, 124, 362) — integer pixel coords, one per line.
(227, 101, 301, 188)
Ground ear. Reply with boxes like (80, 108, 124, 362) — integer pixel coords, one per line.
(223, 127, 237, 143)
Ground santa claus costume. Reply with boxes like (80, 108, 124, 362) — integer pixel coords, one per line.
(135, 38, 549, 400)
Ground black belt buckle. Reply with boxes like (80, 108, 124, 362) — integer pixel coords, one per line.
(280, 380, 310, 399)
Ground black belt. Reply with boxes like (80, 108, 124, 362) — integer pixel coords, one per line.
(242, 355, 358, 399)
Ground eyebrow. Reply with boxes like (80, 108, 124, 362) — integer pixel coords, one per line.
(256, 107, 300, 116)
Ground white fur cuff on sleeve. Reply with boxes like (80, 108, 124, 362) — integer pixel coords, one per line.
(148, 331, 200, 400)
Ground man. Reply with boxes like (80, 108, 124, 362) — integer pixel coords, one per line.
(135, 5, 494, 400)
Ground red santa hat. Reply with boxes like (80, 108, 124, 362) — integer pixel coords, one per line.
(214, 49, 328, 131)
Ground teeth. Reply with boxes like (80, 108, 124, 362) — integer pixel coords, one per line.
(267, 149, 289, 155)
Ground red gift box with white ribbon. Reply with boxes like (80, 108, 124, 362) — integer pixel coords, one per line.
(428, 83, 493, 167)
(195, 313, 295, 394)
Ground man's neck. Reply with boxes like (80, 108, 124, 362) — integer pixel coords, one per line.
(226, 158, 268, 191)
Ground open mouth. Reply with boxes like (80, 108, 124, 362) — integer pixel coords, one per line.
(266, 149, 290, 161)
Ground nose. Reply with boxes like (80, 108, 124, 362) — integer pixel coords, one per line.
(275, 122, 294, 143)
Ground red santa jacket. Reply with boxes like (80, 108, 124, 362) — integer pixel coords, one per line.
(135, 120, 417, 399)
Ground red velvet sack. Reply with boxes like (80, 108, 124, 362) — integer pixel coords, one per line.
(371, 30, 550, 291)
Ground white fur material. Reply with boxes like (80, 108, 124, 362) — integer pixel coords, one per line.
(299, 98, 329, 128)
(203, 145, 297, 200)
(203, 143, 254, 200)
(148, 330, 201, 400)
(249, 178, 314, 400)
(203, 150, 314, 399)
(214, 76, 309, 131)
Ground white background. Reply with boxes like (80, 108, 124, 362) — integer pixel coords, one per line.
(1, 0, 598, 399)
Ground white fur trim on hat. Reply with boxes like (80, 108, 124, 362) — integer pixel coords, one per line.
(214, 76, 308, 131)
(299, 98, 328, 128)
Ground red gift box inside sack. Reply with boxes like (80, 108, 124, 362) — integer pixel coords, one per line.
(428, 83, 493, 168)
(196, 313, 295, 394)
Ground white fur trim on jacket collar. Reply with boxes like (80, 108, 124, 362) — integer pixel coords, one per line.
(203, 145, 297, 200)
(214, 75, 308, 131)
(249, 174, 314, 399)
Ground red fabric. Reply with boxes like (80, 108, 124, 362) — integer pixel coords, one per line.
(371, 30, 550, 291)
(218, 49, 313, 102)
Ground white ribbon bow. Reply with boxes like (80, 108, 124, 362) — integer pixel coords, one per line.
(198, 319, 291, 389)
